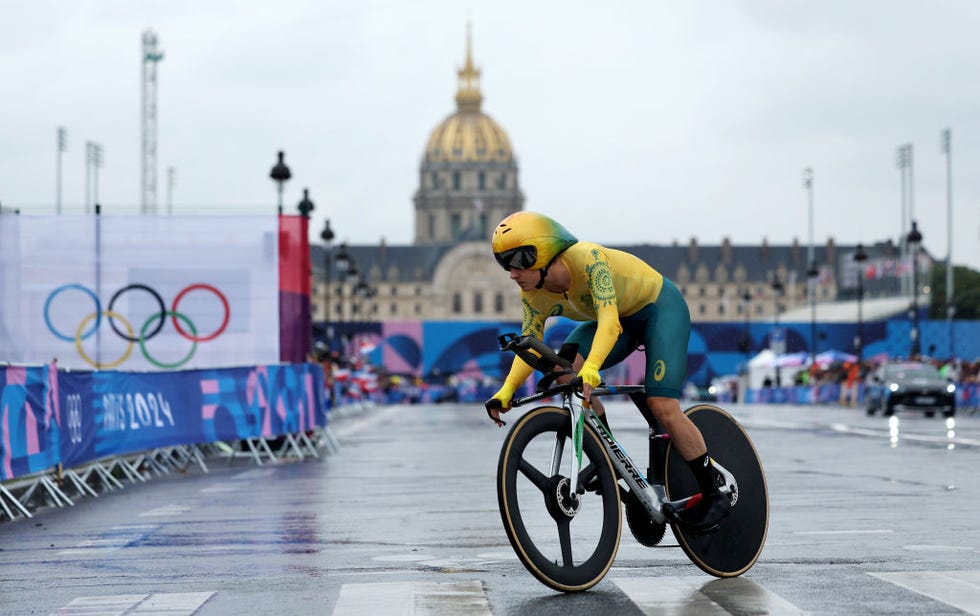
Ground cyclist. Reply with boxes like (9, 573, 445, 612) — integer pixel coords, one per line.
(487, 211, 730, 532)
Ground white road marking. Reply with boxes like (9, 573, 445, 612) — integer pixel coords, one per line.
(332, 581, 491, 616)
(372, 553, 436, 562)
(870, 571, 980, 615)
(198, 485, 239, 493)
(614, 576, 808, 615)
(52, 592, 214, 615)
(903, 544, 976, 552)
(139, 503, 192, 517)
(794, 529, 893, 535)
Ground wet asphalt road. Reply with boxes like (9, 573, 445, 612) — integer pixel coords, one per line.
(2, 400, 980, 615)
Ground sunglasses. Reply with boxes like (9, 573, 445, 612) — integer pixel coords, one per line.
(494, 246, 537, 271)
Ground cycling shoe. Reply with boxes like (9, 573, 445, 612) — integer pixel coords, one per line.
(670, 491, 731, 535)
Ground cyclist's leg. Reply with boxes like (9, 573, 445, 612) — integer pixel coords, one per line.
(563, 321, 637, 431)
(639, 280, 730, 531)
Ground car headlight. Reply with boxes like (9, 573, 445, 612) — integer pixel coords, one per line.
(947, 383, 956, 393)
(888, 383, 899, 392)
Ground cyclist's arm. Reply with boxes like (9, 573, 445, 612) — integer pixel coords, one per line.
(580, 248, 623, 380)
(494, 296, 547, 403)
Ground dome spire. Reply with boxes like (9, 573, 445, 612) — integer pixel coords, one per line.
(455, 22, 482, 113)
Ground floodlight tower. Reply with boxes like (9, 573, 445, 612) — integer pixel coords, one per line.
(141, 29, 164, 214)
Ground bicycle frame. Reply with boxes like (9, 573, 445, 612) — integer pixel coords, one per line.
(529, 385, 738, 527)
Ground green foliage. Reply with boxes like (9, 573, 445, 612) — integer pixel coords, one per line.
(928, 264, 980, 320)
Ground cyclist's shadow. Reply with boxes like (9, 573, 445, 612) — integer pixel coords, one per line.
(507, 576, 777, 614)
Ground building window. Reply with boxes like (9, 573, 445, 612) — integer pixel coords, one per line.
(452, 293, 462, 313)
(451, 213, 462, 238)
(474, 292, 483, 313)
(699, 287, 706, 297)
(390, 286, 397, 296)
(699, 304, 707, 315)
(478, 172, 486, 190)
(414, 303, 421, 315)
(390, 303, 397, 316)
(494, 292, 504, 313)
(428, 214, 435, 239)
(453, 171, 461, 190)
(430, 172, 439, 188)
(718, 303, 726, 315)
(497, 173, 507, 189)
(479, 213, 488, 237)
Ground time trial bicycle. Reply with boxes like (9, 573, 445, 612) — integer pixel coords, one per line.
(485, 333, 768, 592)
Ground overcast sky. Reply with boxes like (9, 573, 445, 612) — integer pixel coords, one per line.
(2, 0, 978, 270)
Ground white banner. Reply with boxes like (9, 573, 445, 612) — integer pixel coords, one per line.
(0, 214, 279, 371)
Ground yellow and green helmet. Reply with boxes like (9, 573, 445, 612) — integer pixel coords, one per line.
(491, 211, 578, 271)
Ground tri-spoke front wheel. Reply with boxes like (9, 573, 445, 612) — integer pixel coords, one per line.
(497, 406, 621, 592)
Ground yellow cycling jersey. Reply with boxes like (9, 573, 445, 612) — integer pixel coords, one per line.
(502, 241, 664, 390)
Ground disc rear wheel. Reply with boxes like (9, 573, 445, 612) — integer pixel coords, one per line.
(665, 404, 768, 577)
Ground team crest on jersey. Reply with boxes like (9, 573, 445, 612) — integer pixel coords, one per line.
(522, 298, 543, 336)
(585, 249, 616, 308)
(550, 305, 563, 317)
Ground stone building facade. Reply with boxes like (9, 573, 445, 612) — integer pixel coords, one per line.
(310, 31, 905, 328)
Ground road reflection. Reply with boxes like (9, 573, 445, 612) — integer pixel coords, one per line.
(888, 415, 957, 449)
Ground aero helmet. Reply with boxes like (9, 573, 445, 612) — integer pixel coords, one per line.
(491, 211, 578, 271)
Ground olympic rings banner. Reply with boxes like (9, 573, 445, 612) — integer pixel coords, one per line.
(0, 362, 325, 479)
(0, 214, 281, 371)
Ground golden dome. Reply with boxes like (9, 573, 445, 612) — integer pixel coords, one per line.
(424, 26, 513, 164)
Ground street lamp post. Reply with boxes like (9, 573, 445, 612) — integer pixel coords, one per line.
(297, 188, 314, 218)
(807, 261, 819, 364)
(803, 167, 816, 365)
(771, 276, 784, 387)
(269, 150, 291, 215)
(907, 221, 923, 357)
(740, 289, 752, 365)
(854, 244, 868, 362)
(91, 143, 103, 206)
(335, 244, 356, 360)
(941, 128, 954, 358)
(56, 127, 67, 215)
(320, 219, 335, 346)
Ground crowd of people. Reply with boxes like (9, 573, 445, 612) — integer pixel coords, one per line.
(745, 355, 980, 410)
(309, 339, 980, 414)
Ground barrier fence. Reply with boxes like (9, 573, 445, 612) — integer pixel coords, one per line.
(0, 361, 335, 521)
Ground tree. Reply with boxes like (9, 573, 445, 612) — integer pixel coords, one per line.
(928, 263, 980, 320)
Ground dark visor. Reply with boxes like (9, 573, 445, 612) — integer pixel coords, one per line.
(494, 246, 537, 270)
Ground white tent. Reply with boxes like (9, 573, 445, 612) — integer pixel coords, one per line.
(747, 349, 811, 389)
(747, 350, 776, 390)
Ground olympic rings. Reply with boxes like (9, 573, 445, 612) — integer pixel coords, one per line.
(44, 283, 231, 369)
(109, 284, 166, 342)
(45, 284, 101, 342)
(171, 284, 230, 342)
(140, 311, 197, 369)
(75, 310, 135, 369)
